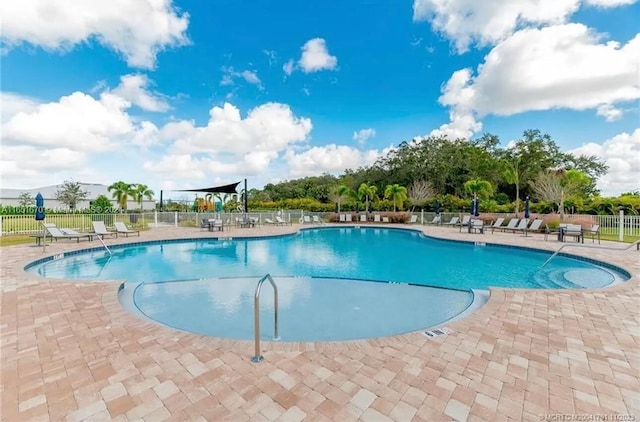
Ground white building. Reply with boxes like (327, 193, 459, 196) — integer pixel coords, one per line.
(0, 183, 156, 211)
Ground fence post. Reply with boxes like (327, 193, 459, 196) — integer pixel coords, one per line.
(421, 209, 424, 225)
(619, 208, 624, 242)
(174, 212, 178, 227)
(0, 215, 3, 237)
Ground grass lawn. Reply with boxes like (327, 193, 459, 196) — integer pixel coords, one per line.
(0, 236, 33, 246)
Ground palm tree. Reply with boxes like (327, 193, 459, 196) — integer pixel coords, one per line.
(335, 185, 351, 213)
(108, 181, 134, 211)
(357, 183, 378, 213)
(133, 184, 154, 210)
(464, 179, 494, 214)
(384, 184, 408, 212)
(503, 159, 521, 213)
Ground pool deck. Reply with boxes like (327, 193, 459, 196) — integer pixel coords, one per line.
(1, 224, 638, 421)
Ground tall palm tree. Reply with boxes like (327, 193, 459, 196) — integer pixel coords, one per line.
(384, 184, 408, 212)
(133, 184, 154, 210)
(108, 181, 134, 211)
(357, 183, 378, 213)
(335, 185, 351, 213)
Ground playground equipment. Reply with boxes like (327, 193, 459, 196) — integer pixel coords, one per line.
(193, 194, 221, 212)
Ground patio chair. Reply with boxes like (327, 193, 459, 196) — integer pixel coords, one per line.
(46, 226, 94, 243)
(561, 224, 584, 243)
(458, 215, 471, 232)
(373, 214, 381, 223)
(508, 218, 529, 233)
(114, 222, 140, 237)
(408, 215, 418, 224)
(426, 215, 441, 225)
(487, 218, 505, 232)
(264, 218, 276, 225)
(469, 219, 484, 234)
(586, 224, 600, 244)
(312, 215, 325, 225)
(60, 228, 97, 241)
(492, 218, 519, 234)
(275, 216, 291, 225)
(513, 219, 543, 236)
(92, 221, 118, 239)
(339, 214, 346, 222)
(345, 214, 353, 222)
(301, 215, 312, 224)
(442, 216, 459, 227)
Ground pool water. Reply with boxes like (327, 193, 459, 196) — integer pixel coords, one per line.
(133, 277, 474, 341)
(29, 227, 623, 290)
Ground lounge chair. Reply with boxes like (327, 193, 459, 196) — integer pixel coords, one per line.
(458, 215, 471, 232)
(264, 218, 276, 225)
(408, 215, 418, 224)
(312, 215, 325, 225)
(442, 216, 459, 227)
(61, 228, 97, 240)
(92, 221, 118, 239)
(509, 218, 529, 233)
(339, 214, 346, 222)
(345, 214, 353, 222)
(426, 215, 441, 225)
(382, 217, 390, 223)
(492, 218, 519, 233)
(514, 219, 543, 236)
(486, 218, 505, 231)
(586, 224, 600, 243)
(359, 214, 367, 222)
(373, 214, 381, 223)
(115, 222, 141, 237)
(275, 216, 290, 225)
(46, 226, 94, 242)
(301, 215, 312, 224)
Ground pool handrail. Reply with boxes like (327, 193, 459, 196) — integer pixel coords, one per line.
(251, 274, 279, 363)
(541, 239, 640, 268)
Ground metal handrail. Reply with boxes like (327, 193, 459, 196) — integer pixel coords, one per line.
(541, 239, 640, 268)
(251, 274, 279, 363)
(96, 235, 113, 255)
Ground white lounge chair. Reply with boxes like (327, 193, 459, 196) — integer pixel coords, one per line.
(345, 214, 353, 222)
(442, 216, 459, 227)
(339, 214, 346, 222)
(408, 215, 418, 224)
(586, 224, 600, 243)
(492, 218, 519, 233)
(373, 214, 381, 223)
(514, 219, 543, 236)
(458, 215, 471, 232)
(312, 215, 325, 225)
(47, 226, 94, 242)
(275, 216, 290, 225)
(487, 218, 505, 232)
(114, 222, 140, 236)
(469, 219, 484, 234)
(92, 221, 118, 238)
(426, 215, 441, 225)
(359, 214, 367, 222)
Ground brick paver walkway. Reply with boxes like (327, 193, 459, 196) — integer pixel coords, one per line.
(1, 224, 638, 421)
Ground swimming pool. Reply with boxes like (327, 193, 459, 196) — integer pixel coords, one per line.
(26, 227, 629, 341)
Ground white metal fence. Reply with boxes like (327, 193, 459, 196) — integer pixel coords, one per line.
(1, 210, 639, 238)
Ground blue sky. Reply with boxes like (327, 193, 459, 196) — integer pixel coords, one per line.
(1, 0, 639, 198)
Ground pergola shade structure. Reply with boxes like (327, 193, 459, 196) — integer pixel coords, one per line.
(173, 182, 240, 194)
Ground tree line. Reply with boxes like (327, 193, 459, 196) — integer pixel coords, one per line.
(247, 130, 639, 216)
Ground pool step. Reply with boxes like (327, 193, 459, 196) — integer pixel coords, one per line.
(532, 268, 583, 289)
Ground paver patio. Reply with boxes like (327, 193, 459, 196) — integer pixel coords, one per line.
(1, 224, 638, 421)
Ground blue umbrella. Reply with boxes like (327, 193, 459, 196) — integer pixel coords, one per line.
(434, 201, 440, 215)
(524, 196, 530, 219)
(35, 193, 45, 221)
(335, 202, 339, 213)
(474, 198, 480, 217)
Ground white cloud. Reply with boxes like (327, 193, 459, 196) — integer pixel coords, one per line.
(412, 0, 636, 53)
(298, 38, 338, 73)
(285, 144, 389, 177)
(283, 59, 295, 76)
(283, 38, 338, 75)
(219, 67, 263, 89)
(596, 104, 624, 121)
(353, 128, 376, 145)
(431, 25, 640, 138)
(2, 91, 138, 152)
(569, 129, 640, 196)
(0, 0, 190, 69)
(110, 74, 170, 112)
(164, 102, 312, 155)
